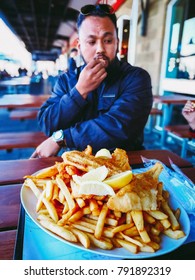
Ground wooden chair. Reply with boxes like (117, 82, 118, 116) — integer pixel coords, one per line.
(146, 108, 163, 133)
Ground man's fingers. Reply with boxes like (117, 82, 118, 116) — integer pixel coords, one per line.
(30, 149, 39, 158)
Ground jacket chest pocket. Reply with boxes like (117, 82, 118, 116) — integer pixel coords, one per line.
(97, 95, 116, 112)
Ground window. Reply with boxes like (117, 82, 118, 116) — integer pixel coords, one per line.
(160, 0, 195, 96)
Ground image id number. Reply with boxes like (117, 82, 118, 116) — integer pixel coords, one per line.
(117, 266, 171, 276)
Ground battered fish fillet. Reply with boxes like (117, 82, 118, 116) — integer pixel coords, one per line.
(61, 148, 131, 176)
(107, 162, 163, 211)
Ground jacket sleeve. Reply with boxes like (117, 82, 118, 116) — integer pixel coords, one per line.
(64, 68, 153, 152)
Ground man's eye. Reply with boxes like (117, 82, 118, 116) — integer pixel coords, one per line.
(87, 41, 96, 45)
(104, 39, 112, 44)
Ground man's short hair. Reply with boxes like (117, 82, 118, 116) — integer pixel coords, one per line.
(77, 4, 117, 32)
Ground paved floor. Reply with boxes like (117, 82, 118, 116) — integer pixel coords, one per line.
(0, 108, 195, 165)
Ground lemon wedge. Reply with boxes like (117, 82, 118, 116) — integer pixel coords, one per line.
(78, 181, 115, 196)
(103, 170, 133, 190)
(72, 165, 108, 185)
(95, 148, 112, 159)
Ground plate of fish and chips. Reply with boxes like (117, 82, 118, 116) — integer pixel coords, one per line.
(21, 146, 190, 259)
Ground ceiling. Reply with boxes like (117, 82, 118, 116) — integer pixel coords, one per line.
(0, 0, 97, 56)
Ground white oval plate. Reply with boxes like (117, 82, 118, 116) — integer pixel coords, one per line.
(21, 169, 190, 259)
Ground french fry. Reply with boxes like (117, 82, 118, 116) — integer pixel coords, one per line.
(86, 214, 118, 227)
(73, 220, 96, 231)
(68, 206, 91, 223)
(58, 189, 65, 204)
(112, 223, 134, 234)
(134, 236, 155, 252)
(28, 179, 58, 223)
(120, 232, 143, 247)
(161, 200, 180, 230)
(37, 209, 49, 215)
(71, 223, 94, 233)
(45, 180, 53, 200)
(147, 210, 168, 220)
(68, 209, 86, 223)
(29, 178, 50, 188)
(82, 217, 97, 225)
(123, 226, 139, 237)
(95, 204, 108, 239)
(162, 190, 170, 200)
(102, 229, 114, 238)
(76, 219, 114, 238)
(143, 211, 156, 224)
(52, 184, 59, 200)
(126, 211, 132, 224)
(163, 229, 185, 239)
(82, 207, 91, 215)
(37, 213, 53, 222)
(154, 220, 164, 232)
(87, 233, 113, 250)
(150, 226, 161, 236)
(174, 208, 181, 220)
(139, 229, 151, 243)
(139, 244, 155, 253)
(111, 238, 122, 248)
(147, 241, 160, 251)
(41, 196, 59, 223)
(92, 209, 101, 216)
(76, 198, 86, 208)
(116, 238, 138, 254)
(131, 210, 144, 231)
(131, 210, 151, 243)
(25, 178, 41, 198)
(150, 234, 161, 244)
(89, 199, 99, 212)
(160, 218, 171, 230)
(62, 201, 69, 214)
(70, 228, 90, 248)
(114, 210, 122, 218)
(58, 210, 74, 225)
(56, 176, 76, 211)
(39, 219, 77, 242)
(34, 165, 59, 179)
(36, 188, 46, 212)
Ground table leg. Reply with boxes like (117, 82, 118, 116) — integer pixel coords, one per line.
(161, 104, 173, 146)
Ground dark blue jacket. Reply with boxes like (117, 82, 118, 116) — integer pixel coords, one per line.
(38, 57, 153, 153)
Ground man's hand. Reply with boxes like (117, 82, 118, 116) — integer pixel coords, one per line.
(76, 59, 107, 99)
(182, 101, 195, 129)
(30, 137, 61, 158)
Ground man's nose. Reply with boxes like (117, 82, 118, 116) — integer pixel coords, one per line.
(96, 40, 105, 53)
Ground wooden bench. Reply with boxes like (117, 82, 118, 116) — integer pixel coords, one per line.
(9, 109, 38, 121)
(0, 184, 21, 260)
(165, 125, 195, 158)
(0, 131, 47, 150)
(0, 230, 17, 260)
(0, 184, 21, 229)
